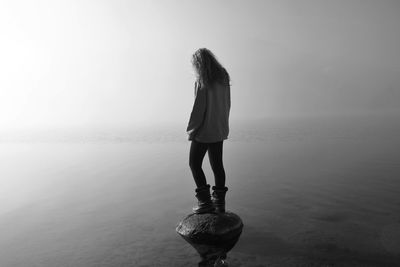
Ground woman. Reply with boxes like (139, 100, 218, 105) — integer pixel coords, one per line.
(187, 48, 231, 214)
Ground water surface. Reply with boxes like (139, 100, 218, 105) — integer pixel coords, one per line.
(1, 115, 400, 266)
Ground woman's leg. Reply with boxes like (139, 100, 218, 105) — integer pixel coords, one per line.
(189, 140, 209, 188)
(207, 141, 226, 188)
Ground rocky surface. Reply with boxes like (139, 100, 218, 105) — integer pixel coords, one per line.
(176, 211, 243, 266)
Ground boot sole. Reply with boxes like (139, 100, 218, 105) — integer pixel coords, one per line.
(193, 206, 215, 214)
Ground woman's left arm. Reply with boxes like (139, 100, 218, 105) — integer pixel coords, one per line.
(186, 82, 207, 140)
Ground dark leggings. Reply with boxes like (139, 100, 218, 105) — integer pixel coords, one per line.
(189, 139, 226, 188)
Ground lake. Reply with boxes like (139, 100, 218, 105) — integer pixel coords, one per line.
(1, 114, 399, 266)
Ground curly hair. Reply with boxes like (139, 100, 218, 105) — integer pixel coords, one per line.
(191, 48, 230, 87)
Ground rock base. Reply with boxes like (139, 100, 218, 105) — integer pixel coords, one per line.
(176, 211, 243, 266)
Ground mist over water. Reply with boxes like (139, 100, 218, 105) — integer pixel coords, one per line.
(2, 1, 400, 265)
(1, 114, 400, 266)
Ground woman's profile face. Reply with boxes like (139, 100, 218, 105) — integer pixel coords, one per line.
(192, 65, 200, 79)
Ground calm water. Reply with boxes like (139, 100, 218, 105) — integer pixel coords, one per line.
(1, 115, 400, 266)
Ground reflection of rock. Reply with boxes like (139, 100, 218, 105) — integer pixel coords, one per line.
(176, 211, 243, 266)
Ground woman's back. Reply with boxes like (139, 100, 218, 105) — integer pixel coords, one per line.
(194, 81, 230, 143)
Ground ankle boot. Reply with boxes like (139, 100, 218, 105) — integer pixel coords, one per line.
(212, 186, 228, 213)
(193, 184, 215, 214)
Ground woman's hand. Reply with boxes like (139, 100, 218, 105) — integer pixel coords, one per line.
(187, 129, 195, 141)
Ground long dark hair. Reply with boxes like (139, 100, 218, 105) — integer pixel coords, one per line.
(191, 48, 230, 87)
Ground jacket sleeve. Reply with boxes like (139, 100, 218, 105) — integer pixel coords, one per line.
(186, 81, 207, 140)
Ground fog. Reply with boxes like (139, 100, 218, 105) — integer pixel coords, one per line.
(1, 2, 400, 265)
(1, 0, 399, 130)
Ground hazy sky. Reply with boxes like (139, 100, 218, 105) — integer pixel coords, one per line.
(1, 0, 400, 129)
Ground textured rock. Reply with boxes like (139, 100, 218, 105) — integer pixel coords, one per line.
(176, 211, 243, 266)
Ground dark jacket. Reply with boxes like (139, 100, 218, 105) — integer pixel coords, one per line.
(187, 80, 230, 143)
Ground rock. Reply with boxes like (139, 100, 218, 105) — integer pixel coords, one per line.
(176, 211, 243, 266)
